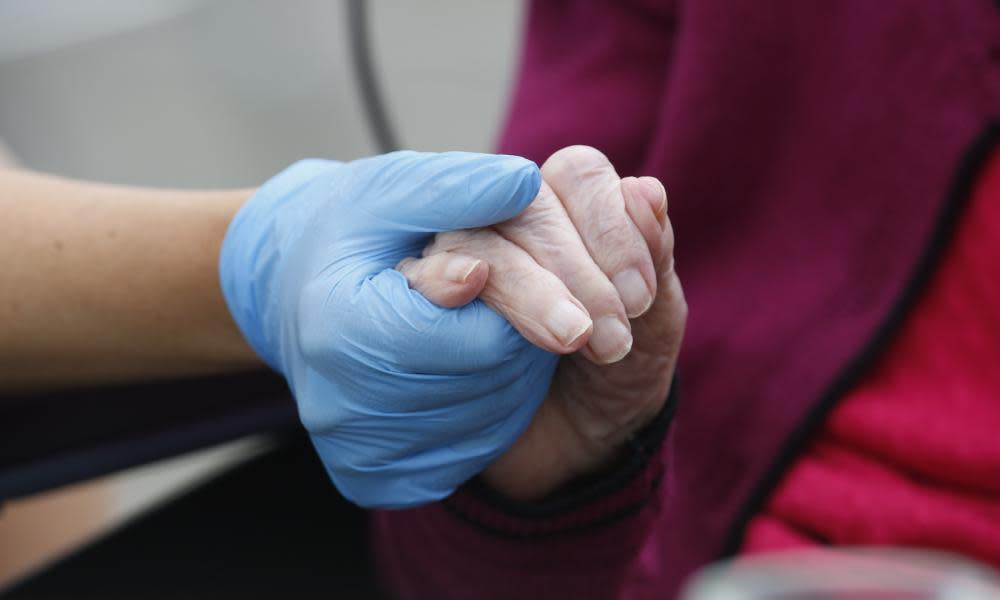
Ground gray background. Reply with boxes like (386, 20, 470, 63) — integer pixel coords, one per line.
(0, 0, 523, 186)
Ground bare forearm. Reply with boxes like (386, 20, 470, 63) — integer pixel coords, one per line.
(0, 168, 260, 391)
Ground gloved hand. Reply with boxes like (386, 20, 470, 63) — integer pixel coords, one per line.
(219, 151, 559, 508)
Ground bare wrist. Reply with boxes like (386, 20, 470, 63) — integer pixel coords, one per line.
(480, 399, 632, 502)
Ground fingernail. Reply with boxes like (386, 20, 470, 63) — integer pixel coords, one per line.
(640, 177, 667, 217)
(546, 300, 592, 346)
(613, 269, 653, 318)
(588, 316, 633, 363)
(445, 257, 482, 283)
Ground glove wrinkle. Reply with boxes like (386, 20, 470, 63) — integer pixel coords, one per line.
(220, 151, 554, 508)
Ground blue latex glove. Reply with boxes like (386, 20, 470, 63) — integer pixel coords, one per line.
(219, 151, 558, 508)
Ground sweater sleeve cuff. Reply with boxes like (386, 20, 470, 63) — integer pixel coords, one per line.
(442, 376, 678, 538)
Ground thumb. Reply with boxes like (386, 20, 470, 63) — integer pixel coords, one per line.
(300, 266, 530, 377)
(396, 251, 489, 308)
(347, 151, 541, 233)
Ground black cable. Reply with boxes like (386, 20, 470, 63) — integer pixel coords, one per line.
(346, 0, 400, 153)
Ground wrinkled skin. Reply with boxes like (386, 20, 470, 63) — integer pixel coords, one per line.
(399, 146, 687, 500)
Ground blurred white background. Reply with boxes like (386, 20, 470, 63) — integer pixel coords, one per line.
(0, 0, 522, 586)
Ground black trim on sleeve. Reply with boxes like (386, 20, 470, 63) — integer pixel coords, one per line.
(461, 374, 678, 519)
(441, 490, 661, 540)
(720, 121, 1000, 556)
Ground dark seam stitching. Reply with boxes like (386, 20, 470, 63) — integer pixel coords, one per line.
(717, 120, 1000, 557)
(441, 470, 664, 541)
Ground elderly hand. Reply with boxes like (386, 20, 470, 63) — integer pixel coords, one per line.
(399, 146, 687, 500)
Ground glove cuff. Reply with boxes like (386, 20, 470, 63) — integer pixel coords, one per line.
(218, 159, 339, 372)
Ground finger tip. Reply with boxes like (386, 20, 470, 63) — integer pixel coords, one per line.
(623, 176, 667, 225)
(614, 269, 656, 319)
(638, 176, 668, 216)
(626, 292, 655, 319)
(562, 323, 594, 353)
(553, 318, 594, 354)
(602, 337, 633, 364)
(582, 340, 632, 365)
(464, 259, 489, 288)
(446, 264, 489, 307)
(448, 261, 488, 305)
(533, 323, 591, 356)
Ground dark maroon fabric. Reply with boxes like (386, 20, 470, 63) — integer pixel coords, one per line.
(741, 146, 1000, 562)
(373, 1, 1000, 598)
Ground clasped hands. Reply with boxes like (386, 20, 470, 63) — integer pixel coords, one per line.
(220, 146, 685, 508)
(397, 146, 685, 501)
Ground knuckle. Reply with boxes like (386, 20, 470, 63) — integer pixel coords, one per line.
(588, 216, 635, 253)
(590, 219, 626, 246)
(546, 145, 611, 173)
(424, 229, 481, 256)
(502, 195, 567, 239)
(488, 261, 536, 295)
(472, 229, 515, 264)
(519, 183, 561, 218)
(594, 228, 649, 274)
(535, 180, 560, 204)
